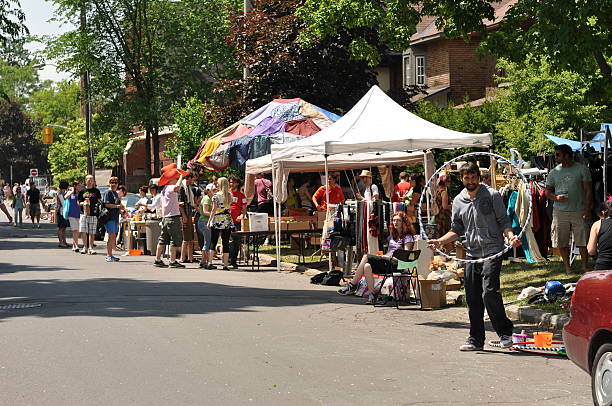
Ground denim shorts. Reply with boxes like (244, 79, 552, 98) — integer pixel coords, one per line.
(105, 219, 119, 234)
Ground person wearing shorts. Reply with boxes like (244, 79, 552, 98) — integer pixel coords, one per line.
(66, 181, 83, 252)
(545, 144, 592, 274)
(55, 181, 70, 248)
(78, 175, 102, 255)
(198, 183, 215, 269)
(154, 163, 187, 268)
(102, 177, 123, 262)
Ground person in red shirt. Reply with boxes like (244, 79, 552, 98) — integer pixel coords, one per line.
(392, 171, 411, 203)
(229, 176, 248, 269)
(312, 172, 345, 211)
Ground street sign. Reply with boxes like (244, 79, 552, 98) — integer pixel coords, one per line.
(30, 168, 38, 177)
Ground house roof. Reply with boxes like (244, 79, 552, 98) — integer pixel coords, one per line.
(410, 0, 517, 44)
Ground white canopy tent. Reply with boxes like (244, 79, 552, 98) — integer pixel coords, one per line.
(260, 85, 493, 271)
(271, 85, 492, 161)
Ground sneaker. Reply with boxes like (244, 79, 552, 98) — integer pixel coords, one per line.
(207, 264, 217, 270)
(87, 249, 96, 255)
(199, 262, 208, 269)
(153, 260, 168, 268)
(222, 266, 230, 271)
(169, 261, 186, 268)
(459, 337, 484, 351)
(489, 335, 513, 348)
(80, 248, 87, 254)
(110, 256, 120, 262)
(338, 282, 357, 295)
(72, 247, 79, 253)
(105, 256, 114, 262)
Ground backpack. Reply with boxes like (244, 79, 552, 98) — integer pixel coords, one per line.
(321, 270, 344, 286)
(310, 272, 327, 284)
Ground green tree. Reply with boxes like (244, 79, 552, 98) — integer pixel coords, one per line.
(166, 95, 217, 162)
(493, 58, 607, 156)
(47, 119, 88, 183)
(27, 80, 80, 126)
(0, 0, 27, 47)
(0, 100, 48, 183)
(48, 0, 239, 177)
(0, 38, 41, 102)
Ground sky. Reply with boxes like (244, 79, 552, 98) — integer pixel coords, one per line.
(22, 0, 74, 82)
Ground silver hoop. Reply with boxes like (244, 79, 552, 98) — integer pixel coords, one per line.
(417, 152, 532, 264)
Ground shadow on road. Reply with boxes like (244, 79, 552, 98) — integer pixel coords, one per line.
(0, 277, 366, 321)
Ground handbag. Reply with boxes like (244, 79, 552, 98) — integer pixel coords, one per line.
(97, 203, 111, 224)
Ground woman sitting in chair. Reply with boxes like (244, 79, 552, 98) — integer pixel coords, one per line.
(338, 211, 416, 304)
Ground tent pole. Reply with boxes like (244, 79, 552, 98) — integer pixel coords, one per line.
(324, 154, 332, 273)
(271, 163, 281, 272)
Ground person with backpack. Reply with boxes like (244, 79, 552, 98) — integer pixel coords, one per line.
(338, 212, 416, 304)
(77, 174, 102, 255)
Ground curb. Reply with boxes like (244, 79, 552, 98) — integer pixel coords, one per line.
(506, 305, 569, 331)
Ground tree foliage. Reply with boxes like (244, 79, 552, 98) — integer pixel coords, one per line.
(27, 80, 80, 126)
(47, 0, 239, 176)
(47, 119, 89, 184)
(166, 96, 217, 162)
(492, 58, 607, 156)
(0, 0, 27, 47)
(0, 38, 41, 102)
(0, 100, 47, 183)
(209, 0, 385, 127)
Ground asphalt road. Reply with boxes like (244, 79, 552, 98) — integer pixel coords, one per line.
(0, 222, 592, 405)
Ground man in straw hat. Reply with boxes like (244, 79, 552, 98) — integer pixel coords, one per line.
(355, 169, 379, 201)
(154, 163, 188, 268)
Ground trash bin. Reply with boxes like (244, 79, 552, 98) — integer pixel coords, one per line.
(145, 219, 161, 255)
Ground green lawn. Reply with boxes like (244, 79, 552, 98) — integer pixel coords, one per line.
(499, 258, 586, 314)
(258, 243, 328, 267)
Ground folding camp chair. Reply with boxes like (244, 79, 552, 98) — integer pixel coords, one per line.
(374, 249, 421, 309)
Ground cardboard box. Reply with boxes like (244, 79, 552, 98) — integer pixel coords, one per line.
(418, 279, 447, 309)
(240, 218, 249, 232)
(286, 220, 311, 231)
(316, 219, 325, 229)
(316, 211, 327, 222)
(445, 279, 462, 291)
(248, 212, 269, 232)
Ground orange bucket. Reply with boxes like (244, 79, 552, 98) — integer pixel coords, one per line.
(129, 249, 142, 256)
(533, 332, 553, 348)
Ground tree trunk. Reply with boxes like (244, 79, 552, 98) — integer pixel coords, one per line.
(144, 126, 152, 178)
(594, 51, 612, 82)
(152, 125, 161, 177)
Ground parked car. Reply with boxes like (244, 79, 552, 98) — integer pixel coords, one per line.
(563, 270, 612, 406)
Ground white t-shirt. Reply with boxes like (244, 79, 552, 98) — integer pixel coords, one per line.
(363, 184, 379, 201)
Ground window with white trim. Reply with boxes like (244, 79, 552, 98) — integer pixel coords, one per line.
(415, 56, 426, 86)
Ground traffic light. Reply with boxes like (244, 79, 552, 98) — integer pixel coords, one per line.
(42, 126, 54, 144)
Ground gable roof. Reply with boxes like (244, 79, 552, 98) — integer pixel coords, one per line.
(410, 0, 518, 44)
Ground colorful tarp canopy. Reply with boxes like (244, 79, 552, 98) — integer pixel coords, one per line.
(188, 98, 341, 170)
(545, 124, 612, 152)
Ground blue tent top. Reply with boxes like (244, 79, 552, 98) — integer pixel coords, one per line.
(545, 124, 612, 152)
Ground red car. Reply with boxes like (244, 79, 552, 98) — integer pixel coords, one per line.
(563, 270, 612, 406)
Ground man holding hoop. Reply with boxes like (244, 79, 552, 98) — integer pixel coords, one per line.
(428, 162, 520, 351)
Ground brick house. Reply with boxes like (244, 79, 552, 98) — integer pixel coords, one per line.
(403, 0, 516, 106)
(122, 127, 176, 191)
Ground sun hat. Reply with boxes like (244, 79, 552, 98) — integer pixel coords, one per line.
(359, 170, 372, 178)
(158, 163, 189, 187)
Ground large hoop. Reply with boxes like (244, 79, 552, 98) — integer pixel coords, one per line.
(417, 152, 532, 264)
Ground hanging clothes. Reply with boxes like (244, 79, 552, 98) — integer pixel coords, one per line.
(516, 183, 545, 262)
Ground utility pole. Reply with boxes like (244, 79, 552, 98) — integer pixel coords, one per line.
(243, 0, 252, 80)
(80, 3, 95, 180)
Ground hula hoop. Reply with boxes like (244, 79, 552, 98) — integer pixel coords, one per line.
(510, 341, 567, 356)
(418, 152, 532, 264)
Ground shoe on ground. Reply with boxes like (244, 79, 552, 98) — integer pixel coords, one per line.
(110, 256, 120, 262)
(365, 293, 376, 305)
(459, 337, 484, 351)
(207, 264, 217, 270)
(337, 282, 357, 296)
(153, 260, 168, 268)
(87, 249, 96, 255)
(488, 335, 513, 348)
(80, 248, 87, 254)
(169, 261, 186, 268)
(199, 262, 208, 269)
(105, 256, 115, 262)
(72, 247, 79, 252)
(222, 266, 230, 271)
(230, 263, 239, 269)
